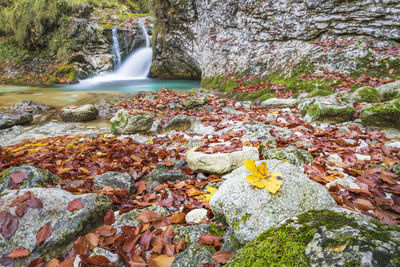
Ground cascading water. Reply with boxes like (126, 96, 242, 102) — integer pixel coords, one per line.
(111, 28, 122, 69)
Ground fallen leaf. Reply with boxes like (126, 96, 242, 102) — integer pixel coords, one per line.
(36, 223, 52, 245)
(45, 258, 60, 267)
(244, 160, 283, 193)
(86, 255, 112, 266)
(8, 248, 30, 258)
(85, 233, 99, 249)
(212, 250, 234, 264)
(26, 197, 43, 209)
(67, 199, 83, 211)
(10, 191, 32, 207)
(15, 204, 28, 217)
(137, 210, 161, 223)
(1, 212, 18, 239)
(153, 255, 175, 267)
(169, 212, 186, 224)
(328, 244, 347, 252)
(354, 198, 374, 211)
(9, 172, 28, 184)
(73, 236, 89, 255)
(104, 209, 115, 225)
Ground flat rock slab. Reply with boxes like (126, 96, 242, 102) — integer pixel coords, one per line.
(210, 160, 336, 244)
(0, 188, 112, 266)
(261, 98, 299, 108)
(59, 104, 98, 122)
(186, 146, 259, 174)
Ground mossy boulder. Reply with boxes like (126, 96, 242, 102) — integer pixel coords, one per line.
(377, 80, 400, 101)
(59, 104, 99, 122)
(157, 115, 192, 133)
(227, 209, 400, 267)
(263, 146, 313, 166)
(304, 103, 355, 123)
(151, 160, 195, 182)
(182, 97, 208, 110)
(0, 188, 112, 266)
(351, 86, 380, 103)
(0, 165, 61, 193)
(360, 99, 400, 129)
(110, 109, 153, 134)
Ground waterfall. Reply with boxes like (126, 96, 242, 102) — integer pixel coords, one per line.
(140, 23, 151, 48)
(111, 28, 122, 69)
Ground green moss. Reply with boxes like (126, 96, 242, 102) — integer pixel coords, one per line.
(351, 56, 400, 80)
(353, 86, 380, 103)
(306, 104, 355, 123)
(209, 224, 226, 237)
(311, 87, 334, 97)
(360, 99, 400, 129)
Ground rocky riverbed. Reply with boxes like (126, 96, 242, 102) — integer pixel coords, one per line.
(0, 85, 400, 266)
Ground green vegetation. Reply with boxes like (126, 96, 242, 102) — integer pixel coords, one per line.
(360, 99, 400, 129)
(352, 86, 380, 103)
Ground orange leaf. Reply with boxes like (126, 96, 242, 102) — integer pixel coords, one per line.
(153, 255, 175, 267)
(8, 248, 30, 258)
(137, 210, 161, 223)
(212, 250, 235, 264)
(36, 223, 52, 245)
(67, 199, 83, 211)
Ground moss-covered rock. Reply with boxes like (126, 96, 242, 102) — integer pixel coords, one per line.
(377, 80, 400, 101)
(304, 104, 355, 123)
(227, 209, 400, 267)
(360, 99, 400, 129)
(0, 165, 61, 193)
(110, 109, 154, 134)
(263, 146, 313, 166)
(351, 86, 380, 103)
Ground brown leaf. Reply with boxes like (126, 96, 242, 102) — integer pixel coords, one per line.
(36, 223, 52, 245)
(15, 204, 28, 217)
(139, 229, 153, 251)
(169, 212, 186, 224)
(153, 255, 175, 267)
(26, 197, 43, 209)
(58, 257, 75, 267)
(1, 212, 18, 239)
(104, 209, 115, 225)
(73, 236, 89, 255)
(28, 257, 44, 267)
(97, 225, 116, 237)
(67, 199, 83, 211)
(45, 258, 60, 267)
(129, 256, 147, 267)
(9, 172, 28, 184)
(378, 171, 398, 184)
(8, 248, 30, 258)
(164, 243, 175, 257)
(86, 255, 112, 266)
(137, 210, 161, 223)
(354, 199, 374, 211)
(10, 191, 32, 207)
(212, 250, 234, 264)
(198, 233, 223, 248)
(176, 237, 185, 253)
(85, 233, 99, 249)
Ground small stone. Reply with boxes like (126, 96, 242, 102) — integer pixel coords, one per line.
(59, 104, 98, 122)
(185, 208, 208, 223)
(355, 154, 371, 161)
(151, 160, 195, 182)
(93, 171, 134, 192)
(8, 100, 49, 115)
(172, 244, 217, 267)
(183, 97, 208, 109)
(350, 86, 380, 103)
(377, 80, 400, 101)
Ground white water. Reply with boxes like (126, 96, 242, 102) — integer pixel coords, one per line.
(81, 23, 152, 84)
(111, 28, 122, 69)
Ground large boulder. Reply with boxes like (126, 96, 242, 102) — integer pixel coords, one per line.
(227, 209, 400, 267)
(0, 166, 61, 193)
(0, 113, 33, 129)
(186, 146, 259, 174)
(110, 109, 153, 134)
(157, 115, 192, 133)
(261, 98, 299, 108)
(59, 104, 99, 122)
(377, 80, 400, 101)
(350, 86, 380, 103)
(210, 160, 336, 244)
(360, 99, 400, 129)
(0, 188, 112, 266)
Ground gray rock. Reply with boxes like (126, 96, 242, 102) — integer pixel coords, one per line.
(303, 102, 355, 123)
(377, 80, 400, 101)
(94, 101, 118, 119)
(110, 109, 153, 134)
(59, 104, 99, 122)
(151, 160, 195, 183)
(261, 98, 299, 108)
(182, 97, 208, 110)
(185, 208, 208, 224)
(158, 115, 192, 133)
(172, 244, 217, 267)
(360, 99, 400, 129)
(263, 146, 313, 166)
(93, 171, 134, 193)
(210, 160, 336, 244)
(173, 224, 212, 245)
(0, 112, 33, 129)
(186, 146, 259, 174)
(0, 188, 112, 266)
(0, 165, 61, 193)
(228, 208, 400, 267)
(235, 101, 251, 109)
(221, 228, 243, 253)
(8, 100, 49, 115)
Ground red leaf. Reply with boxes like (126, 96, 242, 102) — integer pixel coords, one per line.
(26, 197, 43, 209)
(15, 204, 28, 217)
(138, 229, 153, 251)
(137, 210, 161, 223)
(104, 209, 115, 225)
(86, 255, 112, 266)
(198, 233, 223, 247)
(212, 250, 234, 264)
(9, 172, 28, 184)
(36, 223, 52, 245)
(67, 199, 83, 211)
(158, 198, 174, 207)
(1, 212, 18, 239)
(10, 191, 32, 207)
(169, 212, 186, 224)
(28, 257, 44, 267)
(129, 256, 147, 267)
(8, 248, 30, 258)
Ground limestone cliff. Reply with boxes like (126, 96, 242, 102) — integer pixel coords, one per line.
(150, 0, 400, 81)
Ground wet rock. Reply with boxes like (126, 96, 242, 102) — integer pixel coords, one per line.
(263, 146, 313, 166)
(182, 97, 208, 110)
(110, 109, 153, 134)
(0, 112, 33, 129)
(377, 80, 400, 101)
(59, 104, 98, 122)
(360, 99, 400, 129)
(210, 160, 336, 244)
(158, 115, 192, 133)
(93, 171, 134, 193)
(172, 244, 217, 267)
(0, 165, 61, 193)
(0, 188, 112, 266)
(186, 146, 259, 174)
(8, 100, 50, 115)
(350, 86, 380, 103)
(261, 98, 299, 108)
(151, 160, 195, 182)
(94, 101, 118, 119)
(228, 209, 400, 267)
(185, 208, 208, 224)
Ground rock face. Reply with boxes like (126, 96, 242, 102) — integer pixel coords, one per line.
(0, 188, 112, 266)
(186, 146, 259, 174)
(227, 209, 400, 267)
(59, 104, 99, 122)
(172, 244, 217, 267)
(0, 166, 61, 193)
(110, 109, 153, 134)
(151, 0, 400, 80)
(360, 99, 400, 129)
(0, 113, 33, 129)
(210, 160, 336, 244)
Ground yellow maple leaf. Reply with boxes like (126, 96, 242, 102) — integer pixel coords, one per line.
(202, 186, 218, 202)
(243, 160, 283, 194)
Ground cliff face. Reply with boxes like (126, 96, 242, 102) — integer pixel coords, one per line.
(150, 0, 400, 81)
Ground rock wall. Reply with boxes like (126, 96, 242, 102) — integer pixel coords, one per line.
(150, 0, 400, 80)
